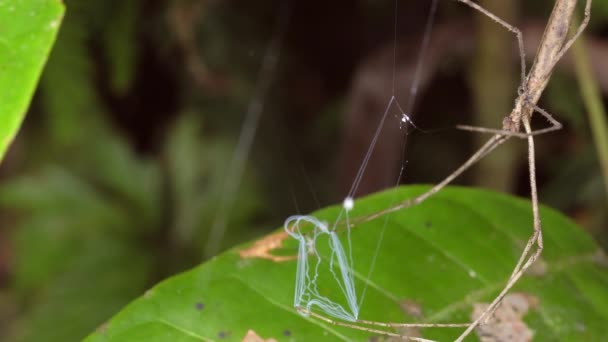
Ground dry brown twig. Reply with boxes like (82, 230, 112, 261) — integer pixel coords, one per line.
(297, 0, 592, 341)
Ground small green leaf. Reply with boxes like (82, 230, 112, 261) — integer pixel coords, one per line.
(0, 0, 64, 160)
(85, 186, 608, 341)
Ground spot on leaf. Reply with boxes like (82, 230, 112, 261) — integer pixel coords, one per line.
(95, 322, 109, 334)
(592, 249, 608, 267)
(526, 257, 547, 277)
(472, 292, 539, 342)
(399, 299, 423, 318)
(241, 329, 278, 342)
(239, 231, 296, 262)
(393, 299, 423, 340)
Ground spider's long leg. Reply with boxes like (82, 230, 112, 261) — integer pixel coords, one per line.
(456, 14, 594, 336)
(457, 0, 526, 87)
(552, 0, 592, 71)
(456, 103, 563, 138)
(454, 94, 537, 342)
(300, 308, 439, 342)
(356, 318, 470, 329)
(356, 134, 508, 224)
(456, 114, 542, 341)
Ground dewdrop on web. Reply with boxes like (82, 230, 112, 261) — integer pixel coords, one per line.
(343, 196, 354, 211)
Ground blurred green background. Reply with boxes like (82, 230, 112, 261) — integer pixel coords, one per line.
(1, 0, 607, 341)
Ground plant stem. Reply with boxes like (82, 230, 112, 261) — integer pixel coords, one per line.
(572, 33, 608, 200)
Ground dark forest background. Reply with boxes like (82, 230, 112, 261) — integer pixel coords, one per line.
(1, 0, 607, 340)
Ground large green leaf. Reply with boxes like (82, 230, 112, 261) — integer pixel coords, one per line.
(0, 0, 64, 160)
(85, 186, 607, 341)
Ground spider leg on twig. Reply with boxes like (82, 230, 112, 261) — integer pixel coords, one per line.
(290, 1, 592, 341)
(455, 1, 592, 340)
(456, 104, 563, 139)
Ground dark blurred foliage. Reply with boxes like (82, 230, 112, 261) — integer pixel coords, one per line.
(0, 0, 606, 340)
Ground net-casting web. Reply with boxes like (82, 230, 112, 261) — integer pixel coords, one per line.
(286, 0, 438, 325)
(208, 0, 591, 340)
(281, 0, 592, 341)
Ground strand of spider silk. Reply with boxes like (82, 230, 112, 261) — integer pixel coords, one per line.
(346, 96, 396, 199)
(285, 215, 359, 321)
(347, 0, 438, 198)
(388, 0, 438, 135)
(334, 206, 361, 315)
(350, 0, 439, 307)
(327, 209, 359, 319)
(402, 0, 438, 116)
(205, 5, 288, 258)
(328, 210, 353, 296)
(391, 0, 399, 93)
(285, 0, 439, 324)
(357, 163, 406, 310)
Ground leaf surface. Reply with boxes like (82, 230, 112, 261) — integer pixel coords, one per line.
(86, 186, 608, 341)
(0, 0, 64, 160)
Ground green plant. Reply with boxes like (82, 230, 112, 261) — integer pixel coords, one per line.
(1, 112, 265, 341)
(0, 0, 64, 160)
(1, 1, 272, 340)
(2, 1, 606, 341)
(85, 186, 608, 341)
